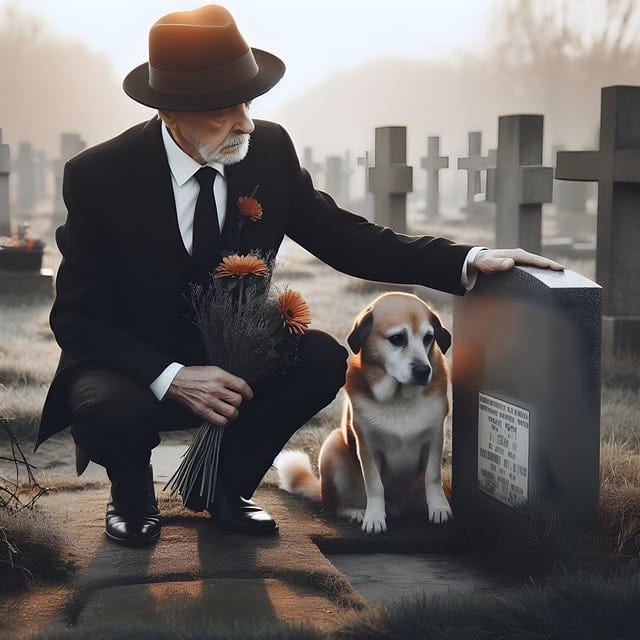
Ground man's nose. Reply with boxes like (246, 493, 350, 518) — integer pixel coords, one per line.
(233, 102, 254, 134)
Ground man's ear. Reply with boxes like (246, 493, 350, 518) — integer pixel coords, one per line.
(430, 311, 452, 355)
(157, 110, 176, 128)
(347, 308, 374, 354)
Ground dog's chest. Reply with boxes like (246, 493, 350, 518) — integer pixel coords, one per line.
(352, 392, 447, 446)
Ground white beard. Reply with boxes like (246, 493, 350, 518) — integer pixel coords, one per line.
(192, 131, 251, 165)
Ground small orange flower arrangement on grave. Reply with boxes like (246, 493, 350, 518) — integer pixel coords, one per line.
(165, 190, 312, 508)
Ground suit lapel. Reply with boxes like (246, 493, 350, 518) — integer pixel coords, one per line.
(137, 115, 192, 265)
(221, 143, 262, 255)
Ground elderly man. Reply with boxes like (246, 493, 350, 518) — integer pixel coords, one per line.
(35, 4, 564, 545)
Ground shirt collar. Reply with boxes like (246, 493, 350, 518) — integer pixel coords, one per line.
(161, 119, 226, 187)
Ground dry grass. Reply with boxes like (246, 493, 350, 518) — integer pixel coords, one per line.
(0, 215, 639, 593)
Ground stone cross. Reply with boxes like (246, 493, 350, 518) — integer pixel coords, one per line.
(556, 85, 640, 357)
(34, 150, 48, 202)
(0, 129, 10, 236)
(368, 127, 413, 234)
(552, 144, 591, 239)
(356, 150, 374, 220)
(420, 136, 448, 217)
(302, 146, 322, 186)
(458, 131, 491, 209)
(452, 266, 601, 532)
(54, 132, 86, 216)
(486, 116, 553, 255)
(15, 142, 37, 212)
(325, 155, 350, 206)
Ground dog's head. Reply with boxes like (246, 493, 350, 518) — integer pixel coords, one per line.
(347, 292, 451, 387)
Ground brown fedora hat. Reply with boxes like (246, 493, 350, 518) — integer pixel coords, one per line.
(123, 4, 285, 111)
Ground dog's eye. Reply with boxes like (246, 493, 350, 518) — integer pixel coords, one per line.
(423, 334, 434, 346)
(388, 333, 407, 347)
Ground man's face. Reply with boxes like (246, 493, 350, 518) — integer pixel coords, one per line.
(161, 100, 254, 165)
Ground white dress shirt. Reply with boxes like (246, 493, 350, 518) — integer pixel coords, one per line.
(150, 120, 486, 401)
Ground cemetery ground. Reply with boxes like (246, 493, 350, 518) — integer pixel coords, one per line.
(1, 211, 640, 639)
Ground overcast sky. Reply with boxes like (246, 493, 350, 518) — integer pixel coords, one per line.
(2, 0, 499, 113)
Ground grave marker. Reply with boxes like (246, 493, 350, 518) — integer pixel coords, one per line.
(552, 143, 592, 240)
(356, 150, 374, 220)
(325, 155, 349, 206)
(452, 266, 601, 532)
(486, 116, 553, 254)
(556, 85, 640, 357)
(15, 142, 37, 212)
(420, 136, 448, 217)
(0, 129, 9, 236)
(458, 132, 491, 210)
(368, 127, 412, 234)
(302, 147, 322, 186)
(54, 132, 86, 216)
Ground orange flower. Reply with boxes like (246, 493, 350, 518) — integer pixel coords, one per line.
(213, 254, 270, 279)
(279, 289, 311, 335)
(237, 196, 263, 222)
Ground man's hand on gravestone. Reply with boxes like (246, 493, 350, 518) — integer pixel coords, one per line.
(470, 248, 565, 275)
(165, 365, 254, 426)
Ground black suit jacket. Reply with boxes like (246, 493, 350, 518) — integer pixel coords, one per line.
(34, 115, 474, 451)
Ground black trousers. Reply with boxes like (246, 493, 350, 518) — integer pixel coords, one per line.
(67, 329, 348, 498)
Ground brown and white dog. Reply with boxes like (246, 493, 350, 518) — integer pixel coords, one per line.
(276, 292, 453, 534)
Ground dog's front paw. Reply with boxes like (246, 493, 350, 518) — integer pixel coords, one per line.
(427, 503, 453, 524)
(362, 507, 387, 534)
(338, 507, 366, 523)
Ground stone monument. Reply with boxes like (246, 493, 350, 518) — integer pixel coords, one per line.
(368, 126, 412, 234)
(0, 129, 10, 236)
(556, 85, 640, 358)
(458, 132, 492, 212)
(420, 136, 448, 217)
(452, 266, 602, 532)
(486, 116, 553, 255)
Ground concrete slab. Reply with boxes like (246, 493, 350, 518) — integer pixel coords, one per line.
(326, 552, 506, 603)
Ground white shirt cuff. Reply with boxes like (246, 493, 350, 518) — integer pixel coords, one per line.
(461, 246, 489, 291)
(150, 362, 185, 401)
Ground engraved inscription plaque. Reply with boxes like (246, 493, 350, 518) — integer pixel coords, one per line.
(477, 392, 530, 509)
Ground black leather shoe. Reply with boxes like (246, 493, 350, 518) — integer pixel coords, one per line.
(210, 476, 278, 535)
(105, 464, 162, 545)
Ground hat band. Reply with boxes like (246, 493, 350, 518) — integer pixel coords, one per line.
(149, 49, 259, 96)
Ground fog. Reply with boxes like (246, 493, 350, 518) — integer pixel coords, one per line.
(1, 0, 639, 201)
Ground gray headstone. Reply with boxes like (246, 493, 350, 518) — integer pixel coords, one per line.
(420, 136, 448, 217)
(54, 132, 86, 216)
(0, 129, 10, 236)
(458, 132, 491, 210)
(452, 266, 602, 532)
(325, 155, 350, 206)
(33, 150, 48, 201)
(368, 127, 412, 234)
(556, 85, 640, 357)
(552, 144, 593, 240)
(356, 150, 374, 220)
(15, 142, 37, 212)
(486, 116, 553, 255)
(302, 147, 322, 186)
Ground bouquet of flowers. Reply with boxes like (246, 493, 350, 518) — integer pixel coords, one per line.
(163, 190, 311, 506)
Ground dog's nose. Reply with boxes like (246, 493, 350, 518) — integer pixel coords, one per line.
(412, 363, 431, 385)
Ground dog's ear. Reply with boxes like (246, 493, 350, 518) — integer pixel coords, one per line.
(348, 308, 374, 354)
(430, 311, 452, 355)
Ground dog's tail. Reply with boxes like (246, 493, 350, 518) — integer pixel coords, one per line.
(274, 450, 321, 502)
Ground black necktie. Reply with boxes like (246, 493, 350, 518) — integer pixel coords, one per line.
(192, 166, 221, 280)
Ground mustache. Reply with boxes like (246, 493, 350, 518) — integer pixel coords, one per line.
(222, 133, 249, 149)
